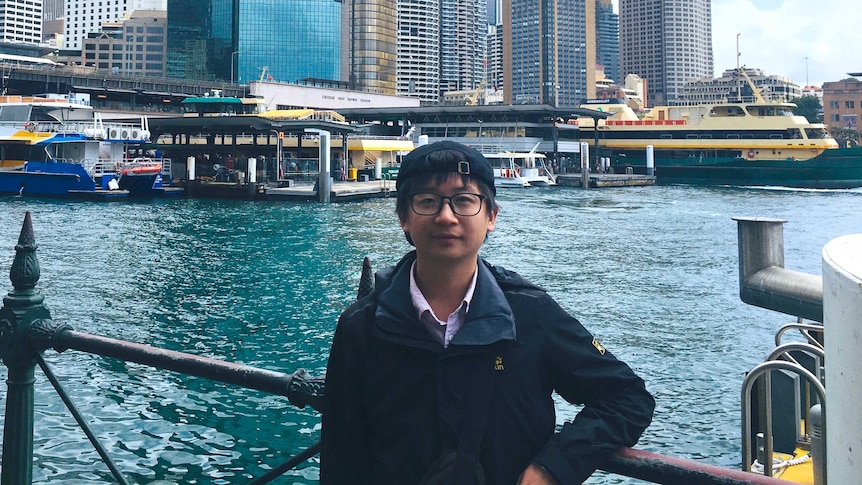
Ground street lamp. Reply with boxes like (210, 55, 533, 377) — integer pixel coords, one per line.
(230, 51, 239, 84)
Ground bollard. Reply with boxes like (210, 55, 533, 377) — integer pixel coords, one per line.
(0, 212, 52, 485)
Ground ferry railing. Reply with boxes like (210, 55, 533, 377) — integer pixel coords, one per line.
(734, 217, 862, 484)
(1, 212, 803, 485)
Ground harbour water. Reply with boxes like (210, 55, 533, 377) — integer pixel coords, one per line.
(0, 185, 860, 484)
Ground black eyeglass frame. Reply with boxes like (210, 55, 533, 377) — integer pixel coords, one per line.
(409, 192, 487, 217)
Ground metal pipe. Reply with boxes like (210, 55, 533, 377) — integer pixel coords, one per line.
(53, 329, 324, 411)
(733, 217, 823, 322)
(601, 447, 796, 485)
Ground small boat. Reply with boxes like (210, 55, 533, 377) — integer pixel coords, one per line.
(575, 68, 861, 188)
(484, 147, 557, 188)
(0, 95, 156, 199)
(117, 157, 177, 195)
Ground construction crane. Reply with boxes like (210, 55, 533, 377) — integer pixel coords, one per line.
(259, 66, 270, 82)
(466, 80, 486, 106)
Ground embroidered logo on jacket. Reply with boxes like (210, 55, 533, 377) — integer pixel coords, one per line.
(592, 338, 606, 355)
(494, 356, 504, 371)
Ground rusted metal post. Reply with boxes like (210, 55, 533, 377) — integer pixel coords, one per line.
(0, 212, 51, 485)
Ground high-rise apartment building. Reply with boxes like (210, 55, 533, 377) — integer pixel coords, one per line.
(167, 0, 341, 84)
(64, 0, 165, 51)
(397, 0, 440, 103)
(619, 0, 713, 106)
(1, 0, 44, 45)
(503, 0, 594, 107)
(439, 0, 486, 95)
(486, 24, 503, 91)
(595, 0, 619, 84)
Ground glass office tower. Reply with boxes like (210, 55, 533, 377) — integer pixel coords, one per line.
(167, 0, 342, 84)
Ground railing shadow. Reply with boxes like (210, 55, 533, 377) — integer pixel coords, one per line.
(0, 212, 797, 484)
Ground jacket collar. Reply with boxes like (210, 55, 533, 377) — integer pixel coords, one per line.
(374, 252, 517, 349)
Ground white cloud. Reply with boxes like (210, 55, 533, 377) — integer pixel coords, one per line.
(612, 0, 861, 87)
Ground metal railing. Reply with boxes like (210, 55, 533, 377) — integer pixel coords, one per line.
(0, 212, 801, 484)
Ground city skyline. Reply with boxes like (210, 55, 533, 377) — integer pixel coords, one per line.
(613, 0, 861, 87)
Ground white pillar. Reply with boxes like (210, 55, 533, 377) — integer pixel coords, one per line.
(306, 128, 331, 203)
(646, 145, 655, 176)
(187, 156, 196, 180)
(248, 158, 257, 183)
(823, 234, 862, 485)
(579, 142, 590, 189)
(375, 157, 382, 180)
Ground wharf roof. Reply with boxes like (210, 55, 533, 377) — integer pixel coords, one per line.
(147, 115, 360, 139)
(336, 104, 609, 124)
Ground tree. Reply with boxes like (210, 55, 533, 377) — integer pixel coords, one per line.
(790, 96, 822, 123)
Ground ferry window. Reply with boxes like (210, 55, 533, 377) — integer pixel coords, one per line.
(699, 134, 712, 139)
(660, 134, 673, 139)
(726, 134, 740, 139)
(686, 134, 698, 139)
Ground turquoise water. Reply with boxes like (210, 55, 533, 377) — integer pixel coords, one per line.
(0, 185, 860, 484)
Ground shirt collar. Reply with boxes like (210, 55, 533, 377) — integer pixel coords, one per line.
(409, 260, 478, 322)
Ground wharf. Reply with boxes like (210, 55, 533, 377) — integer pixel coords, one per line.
(267, 179, 395, 201)
(185, 179, 395, 202)
(556, 173, 656, 188)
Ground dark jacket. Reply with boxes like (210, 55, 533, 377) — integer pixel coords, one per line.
(321, 252, 654, 484)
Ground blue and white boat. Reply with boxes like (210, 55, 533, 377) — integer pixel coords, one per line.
(0, 95, 168, 199)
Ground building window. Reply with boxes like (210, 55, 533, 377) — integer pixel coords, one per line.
(846, 101, 856, 109)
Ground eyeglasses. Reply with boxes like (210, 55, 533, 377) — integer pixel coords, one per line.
(410, 192, 486, 216)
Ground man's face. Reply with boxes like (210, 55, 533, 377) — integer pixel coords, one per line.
(400, 174, 497, 266)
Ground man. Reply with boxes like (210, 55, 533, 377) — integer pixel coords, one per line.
(321, 141, 654, 484)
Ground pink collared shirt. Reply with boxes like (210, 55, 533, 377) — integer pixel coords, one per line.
(409, 261, 478, 348)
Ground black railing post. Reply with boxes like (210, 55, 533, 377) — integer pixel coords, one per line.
(0, 212, 52, 485)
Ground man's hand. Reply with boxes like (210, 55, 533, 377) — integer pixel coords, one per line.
(517, 463, 559, 485)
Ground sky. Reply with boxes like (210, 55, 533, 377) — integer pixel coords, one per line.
(611, 0, 861, 87)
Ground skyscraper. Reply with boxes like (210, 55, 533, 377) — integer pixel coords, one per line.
(344, 0, 397, 95)
(63, 0, 166, 51)
(595, 0, 619, 84)
(503, 0, 594, 107)
(439, 0, 487, 95)
(1, 0, 43, 45)
(167, 0, 342, 84)
(43, 0, 63, 21)
(619, 0, 713, 106)
(397, 0, 440, 102)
